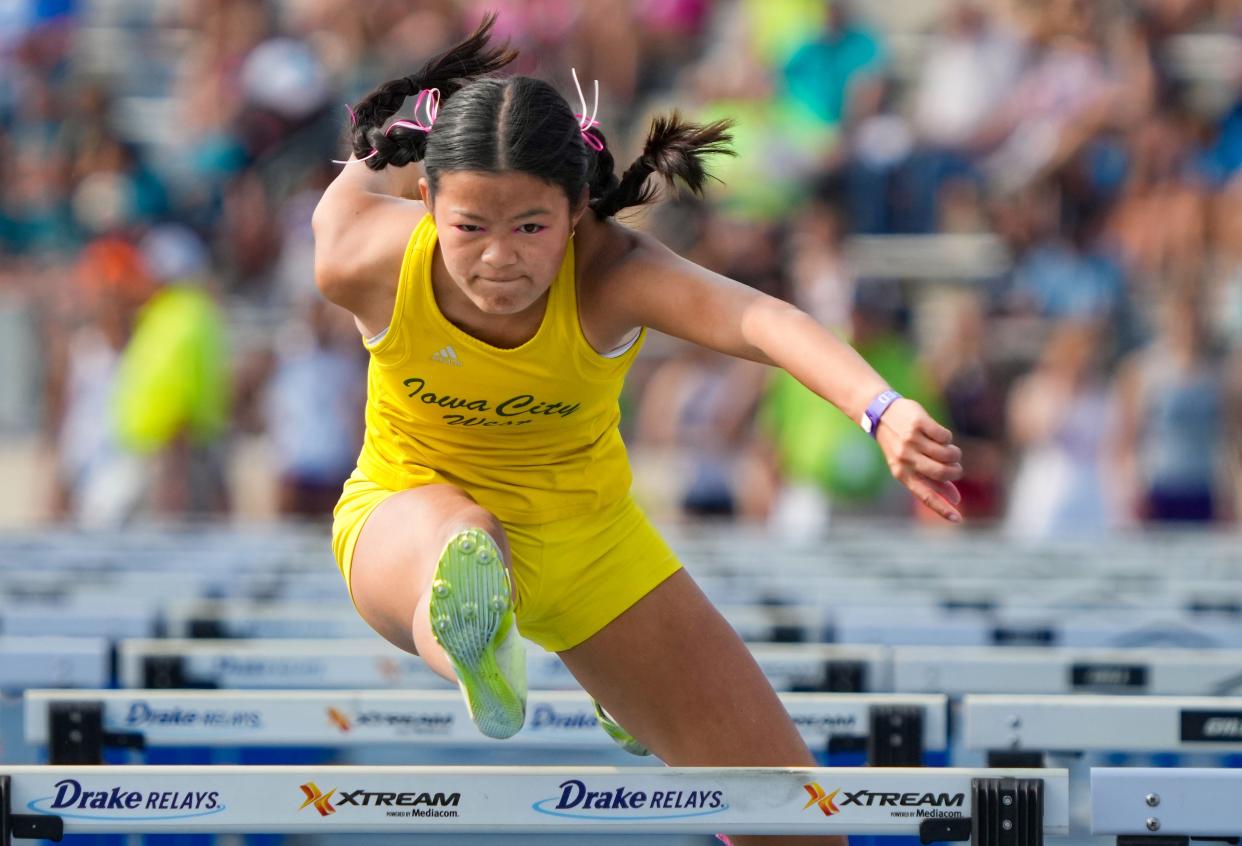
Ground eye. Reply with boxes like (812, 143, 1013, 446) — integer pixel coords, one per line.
(517, 223, 546, 234)
(454, 224, 483, 233)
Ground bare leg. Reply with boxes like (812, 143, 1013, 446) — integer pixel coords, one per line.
(347, 483, 513, 681)
(559, 570, 848, 846)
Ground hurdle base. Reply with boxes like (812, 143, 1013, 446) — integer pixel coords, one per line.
(870, 705, 924, 767)
(49, 702, 145, 765)
(921, 817, 972, 844)
(1, 776, 64, 844)
(972, 777, 1043, 846)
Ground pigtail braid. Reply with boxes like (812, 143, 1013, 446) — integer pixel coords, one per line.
(346, 13, 518, 169)
(590, 112, 735, 218)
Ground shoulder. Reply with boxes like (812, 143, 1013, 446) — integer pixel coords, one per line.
(313, 189, 428, 317)
(574, 213, 678, 303)
(570, 213, 688, 346)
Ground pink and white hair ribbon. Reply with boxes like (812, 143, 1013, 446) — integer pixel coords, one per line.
(384, 87, 441, 136)
(332, 88, 441, 165)
(571, 67, 604, 152)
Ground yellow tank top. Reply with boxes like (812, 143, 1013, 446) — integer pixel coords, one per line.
(355, 213, 646, 523)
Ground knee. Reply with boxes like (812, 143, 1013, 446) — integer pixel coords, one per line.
(441, 501, 509, 555)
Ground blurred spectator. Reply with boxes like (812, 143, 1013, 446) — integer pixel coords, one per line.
(105, 224, 231, 522)
(840, 76, 917, 234)
(926, 292, 1008, 521)
(785, 197, 853, 331)
(1008, 183, 1128, 322)
(1114, 287, 1235, 523)
(1004, 320, 1116, 538)
(903, 1, 1023, 232)
(1105, 108, 1210, 294)
(71, 131, 170, 232)
(635, 343, 766, 519)
(0, 137, 77, 257)
(757, 280, 948, 530)
(264, 298, 365, 517)
(975, 0, 1152, 192)
(781, 0, 885, 128)
(1208, 173, 1242, 346)
(44, 237, 154, 520)
(913, 2, 1024, 151)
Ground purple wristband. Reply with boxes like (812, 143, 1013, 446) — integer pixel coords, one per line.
(860, 390, 902, 438)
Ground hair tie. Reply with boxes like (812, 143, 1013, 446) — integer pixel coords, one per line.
(571, 68, 604, 152)
(332, 88, 440, 166)
(331, 149, 378, 166)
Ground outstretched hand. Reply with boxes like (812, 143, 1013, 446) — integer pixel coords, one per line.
(874, 399, 964, 523)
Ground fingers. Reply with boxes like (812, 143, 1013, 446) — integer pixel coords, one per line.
(877, 400, 963, 521)
(928, 476, 963, 507)
(918, 416, 954, 445)
(893, 431, 963, 484)
(915, 433, 963, 466)
(905, 474, 963, 522)
(908, 452, 965, 488)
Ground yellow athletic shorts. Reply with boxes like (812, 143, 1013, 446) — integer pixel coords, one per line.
(331, 468, 682, 652)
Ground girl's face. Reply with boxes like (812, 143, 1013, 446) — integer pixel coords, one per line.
(421, 170, 584, 317)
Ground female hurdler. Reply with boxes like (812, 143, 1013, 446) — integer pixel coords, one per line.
(314, 17, 963, 846)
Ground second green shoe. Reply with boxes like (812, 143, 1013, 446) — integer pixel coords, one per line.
(594, 700, 651, 756)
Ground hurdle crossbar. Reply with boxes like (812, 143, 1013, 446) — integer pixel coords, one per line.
(116, 639, 890, 692)
(23, 690, 947, 763)
(0, 638, 109, 690)
(0, 766, 1067, 840)
(893, 647, 1242, 695)
(966, 695, 1242, 753)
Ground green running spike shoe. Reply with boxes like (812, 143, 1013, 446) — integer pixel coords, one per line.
(428, 527, 526, 739)
(594, 700, 651, 756)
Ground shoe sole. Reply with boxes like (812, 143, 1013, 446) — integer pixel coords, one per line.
(428, 528, 525, 739)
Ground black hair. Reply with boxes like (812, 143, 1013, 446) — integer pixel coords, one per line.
(346, 13, 735, 218)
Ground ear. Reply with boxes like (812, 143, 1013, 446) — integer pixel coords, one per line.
(570, 186, 590, 228)
(418, 177, 432, 210)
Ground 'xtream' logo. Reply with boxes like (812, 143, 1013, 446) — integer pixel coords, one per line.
(299, 783, 337, 817)
(327, 708, 352, 733)
(297, 784, 462, 819)
(804, 784, 841, 817)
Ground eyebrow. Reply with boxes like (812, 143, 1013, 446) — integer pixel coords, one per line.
(451, 208, 553, 222)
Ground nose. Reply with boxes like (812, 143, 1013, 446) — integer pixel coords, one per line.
(481, 235, 518, 269)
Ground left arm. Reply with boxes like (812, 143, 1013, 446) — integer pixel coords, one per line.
(597, 230, 964, 521)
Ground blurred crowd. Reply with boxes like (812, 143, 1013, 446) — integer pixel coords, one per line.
(1, 0, 1240, 536)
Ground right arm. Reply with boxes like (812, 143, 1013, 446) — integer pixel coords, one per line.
(311, 159, 428, 336)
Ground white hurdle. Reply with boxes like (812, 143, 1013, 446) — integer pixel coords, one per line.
(893, 646, 1242, 695)
(23, 690, 947, 764)
(0, 766, 1068, 841)
(1090, 768, 1242, 839)
(115, 639, 889, 692)
(965, 695, 1242, 755)
(0, 638, 109, 691)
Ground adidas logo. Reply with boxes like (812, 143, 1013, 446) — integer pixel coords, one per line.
(432, 345, 462, 366)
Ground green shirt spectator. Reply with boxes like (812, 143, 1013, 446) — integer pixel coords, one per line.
(761, 331, 945, 503)
(113, 284, 230, 452)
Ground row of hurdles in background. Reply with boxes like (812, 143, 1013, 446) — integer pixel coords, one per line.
(3, 526, 1242, 842)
